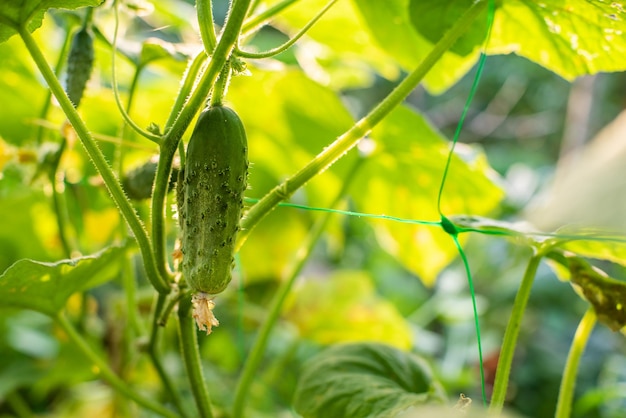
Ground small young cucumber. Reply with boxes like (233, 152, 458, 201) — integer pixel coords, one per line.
(181, 105, 248, 299)
(66, 27, 94, 108)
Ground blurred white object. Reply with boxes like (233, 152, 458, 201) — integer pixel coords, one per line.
(524, 110, 626, 233)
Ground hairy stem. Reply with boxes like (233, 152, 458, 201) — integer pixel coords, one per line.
(19, 27, 169, 294)
(178, 295, 214, 418)
(209, 62, 231, 107)
(489, 252, 542, 414)
(164, 50, 208, 132)
(36, 23, 72, 144)
(555, 308, 596, 418)
(55, 313, 178, 418)
(232, 158, 363, 417)
(236, 0, 488, 249)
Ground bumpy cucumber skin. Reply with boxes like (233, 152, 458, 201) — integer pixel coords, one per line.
(181, 106, 248, 294)
(66, 27, 94, 108)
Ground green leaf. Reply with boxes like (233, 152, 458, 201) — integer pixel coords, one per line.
(0, 0, 101, 43)
(352, 106, 504, 286)
(293, 342, 446, 418)
(351, 0, 482, 93)
(409, 0, 489, 56)
(489, 0, 626, 79)
(284, 271, 412, 349)
(0, 244, 126, 316)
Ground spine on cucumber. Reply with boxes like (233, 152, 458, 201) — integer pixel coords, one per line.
(179, 105, 248, 328)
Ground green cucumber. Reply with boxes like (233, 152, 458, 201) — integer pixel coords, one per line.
(65, 27, 94, 108)
(180, 105, 247, 331)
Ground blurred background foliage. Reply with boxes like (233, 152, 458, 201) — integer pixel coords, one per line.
(0, 0, 625, 417)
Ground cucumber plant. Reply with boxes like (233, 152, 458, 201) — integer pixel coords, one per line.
(0, 1, 625, 418)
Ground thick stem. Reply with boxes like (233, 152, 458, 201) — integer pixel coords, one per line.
(36, 23, 73, 144)
(232, 158, 362, 418)
(55, 313, 178, 418)
(152, 0, 253, 284)
(236, 0, 488, 250)
(19, 27, 169, 294)
(489, 252, 542, 414)
(555, 308, 596, 418)
(178, 295, 214, 418)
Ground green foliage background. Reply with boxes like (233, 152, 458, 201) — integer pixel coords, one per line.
(0, 0, 626, 417)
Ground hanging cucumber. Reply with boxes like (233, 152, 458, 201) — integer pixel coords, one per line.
(179, 105, 248, 333)
(65, 26, 94, 108)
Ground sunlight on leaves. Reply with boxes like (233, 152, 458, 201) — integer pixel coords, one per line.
(352, 106, 504, 286)
(353, 0, 482, 93)
(293, 342, 446, 418)
(409, 0, 489, 56)
(490, 0, 626, 79)
(284, 271, 412, 349)
(0, 0, 101, 43)
(0, 244, 126, 316)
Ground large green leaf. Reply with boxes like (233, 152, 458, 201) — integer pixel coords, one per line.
(284, 271, 412, 349)
(293, 342, 446, 418)
(0, 245, 126, 316)
(409, 0, 489, 56)
(351, 0, 481, 93)
(488, 0, 626, 79)
(352, 106, 504, 286)
(0, 0, 101, 43)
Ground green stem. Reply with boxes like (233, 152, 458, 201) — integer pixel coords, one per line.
(236, 0, 337, 59)
(49, 139, 72, 258)
(197, 0, 217, 54)
(164, 50, 208, 133)
(555, 308, 597, 418)
(36, 24, 73, 144)
(111, 1, 161, 143)
(150, 50, 205, 281)
(178, 295, 214, 418)
(147, 293, 190, 417)
(55, 313, 179, 418)
(247, 0, 264, 15)
(19, 27, 170, 294)
(152, 0, 253, 283)
(209, 61, 231, 107)
(232, 158, 362, 418)
(489, 252, 542, 414)
(242, 0, 299, 34)
(236, 0, 488, 250)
